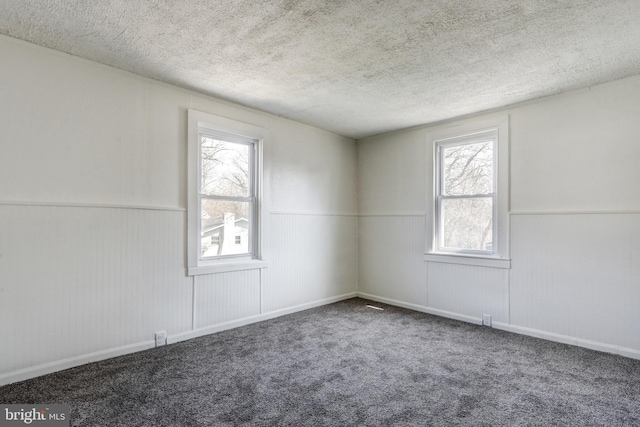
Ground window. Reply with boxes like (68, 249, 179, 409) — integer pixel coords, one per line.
(187, 110, 269, 275)
(199, 131, 254, 259)
(425, 116, 510, 268)
(436, 131, 496, 254)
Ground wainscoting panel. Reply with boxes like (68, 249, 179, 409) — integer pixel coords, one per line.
(358, 215, 428, 307)
(262, 213, 358, 313)
(510, 213, 640, 351)
(426, 262, 509, 323)
(0, 204, 193, 375)
(195, 269, 261, 328)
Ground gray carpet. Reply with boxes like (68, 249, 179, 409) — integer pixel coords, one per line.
(1, 298, 639, 426)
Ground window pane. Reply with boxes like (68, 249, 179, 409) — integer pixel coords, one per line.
(201, 137, 250, 197)
(442, 141, 493, 196)
(201, 199, 251, 258)
(441, 198, 493, 251)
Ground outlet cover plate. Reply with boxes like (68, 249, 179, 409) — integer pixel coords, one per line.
(482, 314, 492, 327)
(155, 331, 167, 347)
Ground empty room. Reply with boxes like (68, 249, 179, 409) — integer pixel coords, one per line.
(1, 1, 639, 426)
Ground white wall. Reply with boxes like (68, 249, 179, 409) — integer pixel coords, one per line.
(358, 76, 640, 358)
(0, 36, 358, 385)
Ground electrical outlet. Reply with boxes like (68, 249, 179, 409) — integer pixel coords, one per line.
(482, 314, 492, 327)
(155, 331, 167, 347)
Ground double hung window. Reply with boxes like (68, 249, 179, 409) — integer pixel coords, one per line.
(198, 129, 256, 259)
(435, 130, 496, 254)
(425, 116, 510, 268)
(187, 109, 268, 275)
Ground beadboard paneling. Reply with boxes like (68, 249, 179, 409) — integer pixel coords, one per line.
(358, 215, 428, 306)
(426, 262, 509, 323)
(510, 213, 640, 350)
(195, 269, 261, 328)
(358, 214, 509, 323)
(0, 204, 193, 374)
(262, 213, 358, 313)
(1, 36, 361, 384)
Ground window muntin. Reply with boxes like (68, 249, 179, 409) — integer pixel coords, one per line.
(198, 130, 256, 260)
(435, 131, 497, 255)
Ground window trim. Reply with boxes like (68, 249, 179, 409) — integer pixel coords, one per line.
(424, 115, 510, 269)
(187, 109, 269, 276)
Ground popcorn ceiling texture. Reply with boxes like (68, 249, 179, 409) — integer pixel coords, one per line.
(1, 0, 640, 139)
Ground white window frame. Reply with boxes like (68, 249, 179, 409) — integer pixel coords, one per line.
(187, 109, 269, 275)
(425, 115, 510, 269)
(435, 130, 497, 256)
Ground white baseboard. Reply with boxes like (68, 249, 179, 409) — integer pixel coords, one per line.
(356, 292, 483, 325)
(492, 322, 640, 360)
(6, 290, 636, 387)
(357, 291, 640, 361)
(0, 341, 155, 387)
(0, 292, 357, 387)
(172, 292, 358, 344)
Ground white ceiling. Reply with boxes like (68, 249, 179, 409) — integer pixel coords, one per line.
(2, 1, 640, 139)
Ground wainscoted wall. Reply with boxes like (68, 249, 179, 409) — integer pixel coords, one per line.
(358, 213, 508, 324)
(509, 212, 640, 356)
(0, 204, 193, 378)
(0, 204, 358, 385)
(358, 215, 427, 306)
(357, 75, 640, 360)
(194, 269, 262, 329)
(264, 213, 358, 313)
(426, 262, 508, 324)
(190, 212, 359, 332)
(191, 212, 359, 331)
(0, 36, 358, 385)
(357, 210, 640, 358)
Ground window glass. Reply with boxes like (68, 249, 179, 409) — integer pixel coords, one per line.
(200, 199, 251, 258)
(442, 140, 493, 196)
(201, 137, 250, 198)
(441, 198, 493, 251)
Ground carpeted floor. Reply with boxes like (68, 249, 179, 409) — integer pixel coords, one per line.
(1, 298, 639, 426)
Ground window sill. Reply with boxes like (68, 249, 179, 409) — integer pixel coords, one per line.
(187, 259, 269, 276)
(424, 253, 510, 269)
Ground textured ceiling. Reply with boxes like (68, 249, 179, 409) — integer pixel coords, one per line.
(2, 1, 640, 139)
